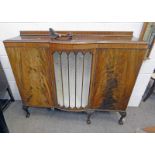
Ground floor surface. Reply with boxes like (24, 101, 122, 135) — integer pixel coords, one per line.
(4, 94, 155, 133)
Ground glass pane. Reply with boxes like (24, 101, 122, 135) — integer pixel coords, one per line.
(53, 51, 92, 109)
(69, 53, 75, 108)
(82, 52, 92, 107)
(76, 52, 83, 108)
(61, 52, 69, 107)
(53, 52, 63, 106)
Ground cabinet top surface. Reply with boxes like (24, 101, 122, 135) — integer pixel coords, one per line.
(3, 31, 147, 48)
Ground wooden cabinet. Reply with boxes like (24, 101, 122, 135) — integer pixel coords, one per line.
(3, 30, 148, 124)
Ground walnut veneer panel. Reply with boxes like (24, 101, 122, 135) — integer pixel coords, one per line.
(90, 48, 146, 110)
(6, 45, 54, 108)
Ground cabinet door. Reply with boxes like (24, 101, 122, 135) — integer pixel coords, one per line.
(90, 48, 146, 111)
(6, 45, 54, 108)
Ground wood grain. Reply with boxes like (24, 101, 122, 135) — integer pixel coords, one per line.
(6, 45, 54, 108)
(90, 48, 146, 110)
(20, 30, 133, 36)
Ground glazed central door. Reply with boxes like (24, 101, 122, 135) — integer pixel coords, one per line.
(53, 50, 93, 110)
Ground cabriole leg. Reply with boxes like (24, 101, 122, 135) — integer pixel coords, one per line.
(86, 111, 94, 125)
(22, 105, 30, 118)
(118, 111, 126, 125)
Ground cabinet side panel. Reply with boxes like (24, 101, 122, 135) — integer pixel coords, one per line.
(91, 48, 146, 111)
(6, 46, 54, 108)
(5, 47, 24, 98)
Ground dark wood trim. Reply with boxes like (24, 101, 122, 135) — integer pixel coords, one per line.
(20, 30, 133, 36)
(4, 42, 147, 49)
(50, 43, 147, 50)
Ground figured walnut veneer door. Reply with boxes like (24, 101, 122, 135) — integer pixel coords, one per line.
(5, 43, 54, 108)
(90, 48, 146, 111)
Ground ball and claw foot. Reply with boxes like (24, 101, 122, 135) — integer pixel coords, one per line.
(22, 105, 30, 118)
(87, 118, 91, 124)
(118, 111, 126, 125)
(26, 112, 30, 118)
(86, 111, 94, 125)
(118, 118, 124, 125)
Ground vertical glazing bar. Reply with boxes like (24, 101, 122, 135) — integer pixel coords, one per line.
(81, 52, 85, 107)
(60, 52, 64, 107)
(69, 53, 75, 108)
(75, 52, 77, 108)
(67, 53, 70, 108)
